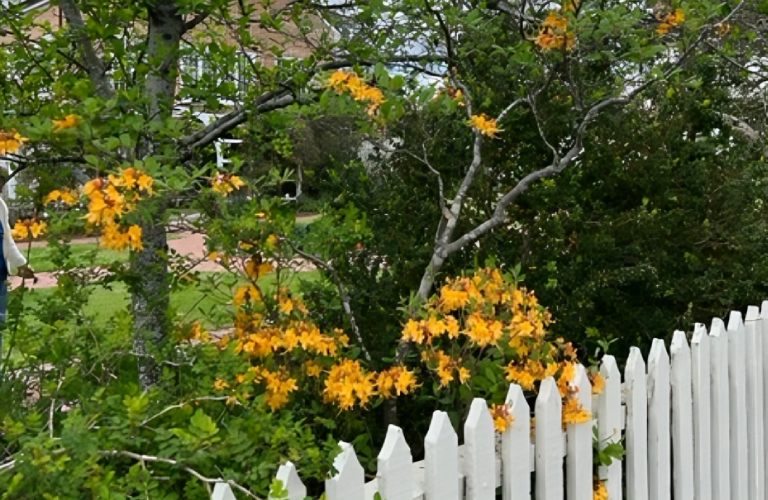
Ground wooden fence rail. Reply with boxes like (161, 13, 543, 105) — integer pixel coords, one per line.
(210, 303, 768, 500)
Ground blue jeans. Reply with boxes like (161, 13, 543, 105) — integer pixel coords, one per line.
(0, 281, 6, 362)
(0, 280, 8, 324)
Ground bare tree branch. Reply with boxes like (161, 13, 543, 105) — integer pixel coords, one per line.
(59, 0, 115, 100)
(290, 244, 372, 363)
(100, 451, 260, 499)
(184, 12, 210, 32)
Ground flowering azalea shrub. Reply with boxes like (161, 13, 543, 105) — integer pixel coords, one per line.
(189, 235, 420, 413)
(401, 267, 603, 430)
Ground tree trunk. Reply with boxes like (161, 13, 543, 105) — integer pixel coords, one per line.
(131, 1, 183, 389)
(131, 220, 170, 387)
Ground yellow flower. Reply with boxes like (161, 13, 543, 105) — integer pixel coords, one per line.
(440, 285, 469, 311)
(266, 234, 279, 247)
(305, 360, 323, 377)
(30, 220, 47, 239)
(213, 378, 230, 391)
(208, 251, 219, 261)
(468, 114, 501, 138)
(563, 397, 592, 425)
(245, 258, 274, 278)
(506, 364, 537, 391)
(402, 318, 426, 344)
(52, 114, 81, 131)
(490, 404, 515, 433)
(211, 172, 246, 196)
(137, 174, 154, 194)
(657, 8, 685, 34)
(594, 478, 608, 500)
(591, 372, 605, 395)
(535, 12, 575, 50)
(234, 284, 261, 306)
(459, 367, 471, 385)
(11, 220, 28, 240)
(127, 225, 143, 251)
(0, 130, 28, 155)
(280, 298, 294, 314)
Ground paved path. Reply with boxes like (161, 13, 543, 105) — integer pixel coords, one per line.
(9, 228, 315, 290)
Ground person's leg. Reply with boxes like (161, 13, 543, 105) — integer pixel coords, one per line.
(0, 281, 8, 363)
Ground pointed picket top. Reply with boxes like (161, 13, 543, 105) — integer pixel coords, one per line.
(502, 383, 530, 500)
(670, 331, 694, 500)
(744, 306, 765, 500)
(377, 425, 413, 500)
(464, 398, 495, 500)
(624, 347, 648, 500)
(425, 410, 459, 500)
(691, 324, 712, 500)
(326, 441, 365, 500)
(212, 483, 237, 500)
(647, 338, 671, 500)
(566, 364, 592, 500)
(709, 317, 730, 500)
(596, 355, 622, 500)
(272, 462, 307, 500)
(535, 377, 563, 500)
(727, 311, 749, 500)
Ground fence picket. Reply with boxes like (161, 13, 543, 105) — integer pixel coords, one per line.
(727, 312, 749, 500)
(326, 442, 365, 500)
(425, 411, 459, 500)
(211, 483, 237, 500)
(377, 425, 413, 500)
(648, 338, 671, 500)
(595, 355, 622, 500)
(566, 364, 592, 500)
(709, 318, 730, 500)
(762, 302, 768, 500)
(624, 347, 648, 500)
(535, 377, 563, 500)
(670, 331, 695, 500)
(272, 462, 307, 500)
(745, 306, 765, 500)
(691, 324, 712, 500)
(464, 398, 495, 500)
(502, 384, 530, 500)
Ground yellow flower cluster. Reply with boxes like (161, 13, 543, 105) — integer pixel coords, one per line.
(323, 359, 378, 410)
(657, 8, 685, 34)
(52, 114, 81, 132)
(376, 366, 420, 399)
(403, 267, 593, 428)
(83, 168, 153, 251)
(211, 172, 246, 196)
(535, 12, 575, 50)
(468, 114, 501, 138)
(327, 71, 385, 115)
(11, 219, 46, 240)
(0, 130, 28, 155)
(45, 188, 78, 206)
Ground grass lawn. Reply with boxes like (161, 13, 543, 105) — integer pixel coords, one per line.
(20, 269, 322, 328)
(25, 243, 128, 272)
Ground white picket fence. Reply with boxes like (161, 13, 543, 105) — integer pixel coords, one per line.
(211, 303, 768, 500)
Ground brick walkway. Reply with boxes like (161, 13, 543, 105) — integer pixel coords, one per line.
(9, 230, 315, 289)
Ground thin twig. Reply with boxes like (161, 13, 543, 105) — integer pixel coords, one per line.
(290, 245, 372, 363)
(100, 451, 261, 499)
